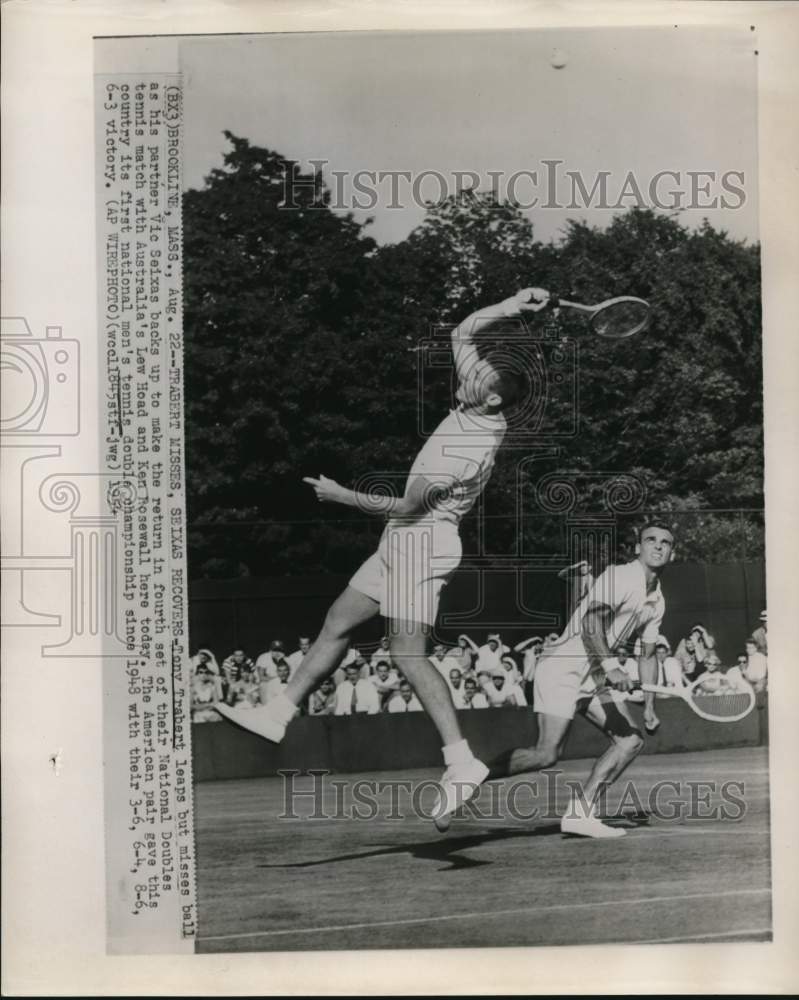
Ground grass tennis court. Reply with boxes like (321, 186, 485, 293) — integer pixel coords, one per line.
(194, 746, 770, 953)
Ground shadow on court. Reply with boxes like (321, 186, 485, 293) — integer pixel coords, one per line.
(194, 747, 771, 953)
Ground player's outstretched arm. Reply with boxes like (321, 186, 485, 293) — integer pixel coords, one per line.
(303, 471, 450, 520)
(581, 603, 634, 692)
(450, 287, 550, 384)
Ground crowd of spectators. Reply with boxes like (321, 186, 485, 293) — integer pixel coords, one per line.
(191, 610, 768, 723)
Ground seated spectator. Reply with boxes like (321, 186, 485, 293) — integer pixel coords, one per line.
(262, 660, 292, 703)
(482, 670, 527, 707)
(370, 636, 393, 670)
(226, 661, 260, 708)
(743, 638, 768, 693)
(286, 636, 312, 676)
(335, 664, 380, 715)
(499, 654, 522, 686)
(448, 635, 477, 673)
(369, 661, 400, 709)
(724, 656, 755, 694)
(191, 648, 221, 677)
(674, 635, 698, 679)
(429, 642, 459, 678)
(191, 662, 224, 722)
(655, 642, 685, 688)
(255, 640, 288, 681)
(222, 649, 255, 688)
(689, 624, 716, 666)
(387, 680, 424, 713)
(462, 677, 489, 709)
(446, 667, 467, 709)
(750, 610, 767, 655)
(475, 634, 508, 674)
(308, 677, 338, 716)
(333, 646, 364, 686)
(695, 653, 729, 694)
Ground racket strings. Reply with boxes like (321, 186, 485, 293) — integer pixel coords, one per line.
(689, 689, 754, 720)
(591, 300, 650, 339)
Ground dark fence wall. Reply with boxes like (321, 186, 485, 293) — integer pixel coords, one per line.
(189, 560, 766, 666)
(192, 698, 768, 783)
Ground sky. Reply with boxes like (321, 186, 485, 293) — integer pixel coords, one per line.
(181, 27, 759, 245)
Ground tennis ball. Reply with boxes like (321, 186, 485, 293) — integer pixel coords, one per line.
(550, 49, 568, 69)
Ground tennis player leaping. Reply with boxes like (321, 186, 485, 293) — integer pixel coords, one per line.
(215, 288, 549, 825)
(439, 520, 675, 838)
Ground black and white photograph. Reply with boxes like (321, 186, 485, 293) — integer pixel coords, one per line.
(3, 3, 799, 994)
(179, 27, 770, 952)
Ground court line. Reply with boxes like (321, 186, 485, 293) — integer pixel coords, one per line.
(199, 886, 770, 943)
(636, 927, 771, 945)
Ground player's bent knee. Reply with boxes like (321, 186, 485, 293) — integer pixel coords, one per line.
(617, 731, 644, 757)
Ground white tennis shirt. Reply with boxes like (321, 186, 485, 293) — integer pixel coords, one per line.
(397, 407, 507, 528)
(546, 559, 666, 692)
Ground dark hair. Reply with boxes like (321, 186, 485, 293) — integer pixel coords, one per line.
(635, 518, 676, 542)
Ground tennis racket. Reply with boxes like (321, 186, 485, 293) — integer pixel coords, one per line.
(635, 676, 756, 723)
(550, 295, 650, 340)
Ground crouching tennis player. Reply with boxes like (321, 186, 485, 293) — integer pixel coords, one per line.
(216, 287, 549, 826)
(438, 520, 675, 838)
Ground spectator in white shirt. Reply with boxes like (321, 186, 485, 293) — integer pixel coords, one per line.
(369, 661, 400, 709)
(333, 646, 365, 686)
(482, 670, 526, 707)
(387, 680, 424, 713)
(655, 642, 685, 688)
(724, 655, 755, 694)
(462, 677, 489, 709)
(263, 661, 293, 703)
(750, 611, 767, 656)
(447, 667, 467, 709)
(226, 661, 260, 708)
(476, 634, 508, 674)
(743, 639, 768, 693)
(370, 636, 393, 671)
(255, 640, 288, 682)
(500, 654, 522, 686)
(335, 664, 380, 715)
(286, 637, 312, 676)
(447, 635, 477, 674)
(429, 643, 456, 677)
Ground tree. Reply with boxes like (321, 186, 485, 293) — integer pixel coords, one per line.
(183, 137, 764, 577)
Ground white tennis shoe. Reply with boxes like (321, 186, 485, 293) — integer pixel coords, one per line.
(432, 757, 489, 832)
(214, 703, 287, 743)
(560, 814, 627, 838)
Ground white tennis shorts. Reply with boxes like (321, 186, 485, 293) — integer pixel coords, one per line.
(349, 521, 462, 626)
(533, 651, 596, 719)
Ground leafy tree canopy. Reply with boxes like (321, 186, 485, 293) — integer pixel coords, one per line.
(184, 134, 763, 577)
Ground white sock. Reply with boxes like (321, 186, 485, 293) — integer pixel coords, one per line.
(442, 739, 474, 767)
(270, 693, 298, 726)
